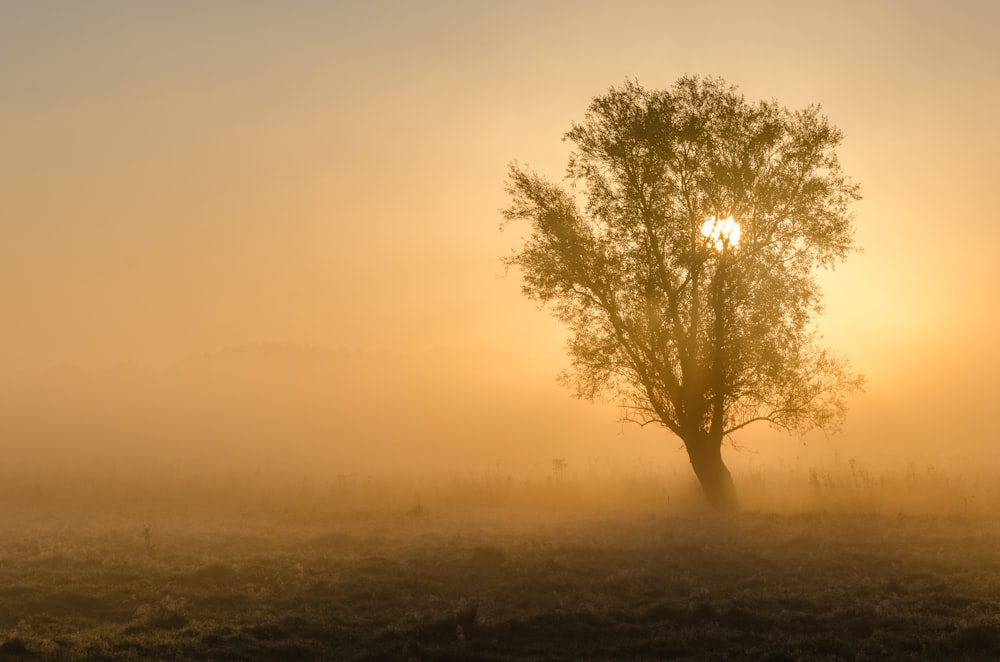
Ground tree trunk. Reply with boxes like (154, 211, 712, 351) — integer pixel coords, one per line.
(686, 438, 738, 511)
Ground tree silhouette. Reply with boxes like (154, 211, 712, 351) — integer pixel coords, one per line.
(502, 77, 863, 509)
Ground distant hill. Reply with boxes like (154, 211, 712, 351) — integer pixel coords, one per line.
(0, 341, 643, 479)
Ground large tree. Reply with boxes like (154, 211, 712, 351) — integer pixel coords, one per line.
(502, 77, 863, 509)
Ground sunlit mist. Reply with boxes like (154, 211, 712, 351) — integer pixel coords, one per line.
(2, 1, 1000, 656)
(1, 0, 998, 511)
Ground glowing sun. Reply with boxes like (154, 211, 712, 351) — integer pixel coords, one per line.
(701, 215, 741, 252)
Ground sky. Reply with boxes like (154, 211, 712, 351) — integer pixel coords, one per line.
(2, 1, 999, 482)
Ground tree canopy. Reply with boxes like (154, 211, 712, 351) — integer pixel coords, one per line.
(502, 76, 863, 509)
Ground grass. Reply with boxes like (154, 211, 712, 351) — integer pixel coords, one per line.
(1, 469, 1000, 660)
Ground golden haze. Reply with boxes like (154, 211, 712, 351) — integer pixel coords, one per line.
(2, 2, 999, 507)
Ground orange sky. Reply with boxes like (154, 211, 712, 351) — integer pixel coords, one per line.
(2, 1, 999, 479)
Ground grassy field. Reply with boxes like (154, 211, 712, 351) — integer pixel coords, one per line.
(2, 477, 1000, 661)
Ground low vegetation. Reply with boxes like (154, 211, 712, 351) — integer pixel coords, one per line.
(1, 468, 999, 660)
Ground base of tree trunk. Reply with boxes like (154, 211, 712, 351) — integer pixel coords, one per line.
(686, 441, 739, 511)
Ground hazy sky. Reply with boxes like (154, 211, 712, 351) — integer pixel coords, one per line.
(3, 1, 999, 476)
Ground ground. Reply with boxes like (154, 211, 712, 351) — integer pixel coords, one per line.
(2, 493, 1000, 660)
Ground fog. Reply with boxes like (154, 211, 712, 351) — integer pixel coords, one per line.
(0, 344, 632, 478)
(3, 1, 1000, 515)
(1, 339, 997, 517)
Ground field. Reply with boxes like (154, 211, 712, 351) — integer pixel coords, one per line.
(2, 476, 1000, 661)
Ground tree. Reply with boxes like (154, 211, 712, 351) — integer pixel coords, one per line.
(502, 76, 863, 510)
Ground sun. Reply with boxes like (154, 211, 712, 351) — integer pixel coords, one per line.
(701, 215, 741, 252)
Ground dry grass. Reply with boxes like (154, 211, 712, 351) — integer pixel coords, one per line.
(1, 472, 1000, 660)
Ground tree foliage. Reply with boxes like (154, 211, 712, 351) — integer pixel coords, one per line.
(502, 77, 863, 508)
